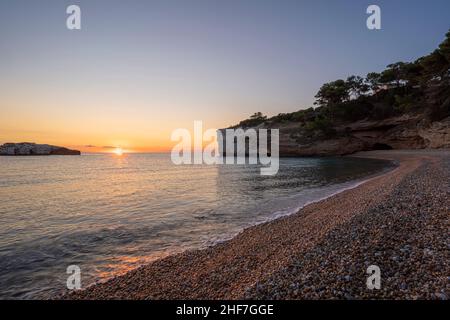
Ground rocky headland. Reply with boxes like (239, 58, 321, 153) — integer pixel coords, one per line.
(223, 114, 450, 157)
(222, 30, 450, 156)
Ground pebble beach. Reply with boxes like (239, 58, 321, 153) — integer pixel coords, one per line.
(65, 150, 449, 300)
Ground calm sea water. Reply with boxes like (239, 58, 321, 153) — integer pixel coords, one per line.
(0, 153, 393, 299)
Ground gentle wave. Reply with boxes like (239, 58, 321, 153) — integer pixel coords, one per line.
(0, 154, 394, 298)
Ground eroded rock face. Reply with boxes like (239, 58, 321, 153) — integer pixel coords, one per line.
(419, 118, 450, 148)
(0, 143, 81, 156)
(220, 115, 450, 156)
(280, 115, 450, 156)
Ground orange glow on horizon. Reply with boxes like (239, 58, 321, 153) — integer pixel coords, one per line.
(0, 115, 228, 155)
(74, 145, 173, 154)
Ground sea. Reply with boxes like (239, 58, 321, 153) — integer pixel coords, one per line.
(0, 153, 394, 298)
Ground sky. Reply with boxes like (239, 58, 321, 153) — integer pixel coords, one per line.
(0, 0, 449, 152)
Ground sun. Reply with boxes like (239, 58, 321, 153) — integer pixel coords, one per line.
(113, 147, 123, 156)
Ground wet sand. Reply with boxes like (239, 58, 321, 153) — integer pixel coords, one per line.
(65, 150, 449, 300)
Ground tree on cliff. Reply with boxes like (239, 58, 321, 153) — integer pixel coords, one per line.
(439, 30, 450, 78)
(314, 79, 349, 107)
(232, 112, 268, 128)
(379, 62, 409, 88)
(366, 72, 382, 91)
(250, 112, 267, 121)
(417, 30, 450, 84)
(346, 75, 370, 99)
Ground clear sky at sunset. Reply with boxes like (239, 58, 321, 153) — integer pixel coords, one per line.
(1, 0, 449, 152)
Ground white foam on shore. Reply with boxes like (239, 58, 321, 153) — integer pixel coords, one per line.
(203, 164, 397, 247)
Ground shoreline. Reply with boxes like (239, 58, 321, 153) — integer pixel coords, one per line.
(204, 158, 396, 249)
(65, 150, 449, 300)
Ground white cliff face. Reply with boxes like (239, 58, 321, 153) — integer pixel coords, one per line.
(0, 143, 54, 155)
(0, 143, 80, 155)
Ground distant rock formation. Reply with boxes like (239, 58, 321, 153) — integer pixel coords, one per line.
(0, 143, 81, 156)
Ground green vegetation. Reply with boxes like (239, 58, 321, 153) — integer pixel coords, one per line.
(232, 30, 450, 134)
(231, 112, 268, 128)
(304, 116, 336, 138)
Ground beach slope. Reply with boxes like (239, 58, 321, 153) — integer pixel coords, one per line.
(66, 150, 449, 300)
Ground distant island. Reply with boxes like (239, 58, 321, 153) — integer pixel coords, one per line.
(0, 143, 81, 156)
